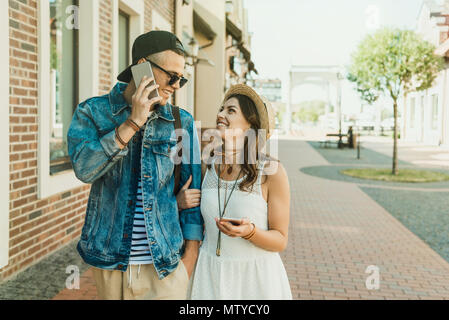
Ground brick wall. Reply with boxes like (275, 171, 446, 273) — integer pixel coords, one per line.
(1, 0, 175, 283)
(99, 0, 113, 95)
(3, 0, 91, 282)
(145, 0, 175, 32)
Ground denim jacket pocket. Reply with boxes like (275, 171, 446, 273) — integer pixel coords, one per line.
(152, 142, 176, 188)
(102, 158, 123, 189)
(81, 197, 97, 241)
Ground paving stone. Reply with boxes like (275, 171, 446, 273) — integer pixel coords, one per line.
(0, 241, 90, 300)
(5, 139, 449, 300)
(280, 140, 449, 300)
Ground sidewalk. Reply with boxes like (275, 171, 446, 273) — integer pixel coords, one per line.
(52, 268, 98, 300)
(359, 135, 449, 169)
(279, 139, 449, 299)
(18, 138, 449, 299)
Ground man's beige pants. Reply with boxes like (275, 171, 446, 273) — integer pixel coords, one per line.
(92, 261, 189, 300)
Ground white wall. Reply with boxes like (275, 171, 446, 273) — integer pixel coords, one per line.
(441, 68, 449, 147)
(403, 2, 448, 146)
(404, 74, 445, 146)
(193, 0, 226, 128)
(175, 0, 195, 114)
(0, 0, 10, 268)
(417, 5, 439, 45)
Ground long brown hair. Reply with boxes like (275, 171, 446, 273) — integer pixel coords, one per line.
(211, 94, 274, 192)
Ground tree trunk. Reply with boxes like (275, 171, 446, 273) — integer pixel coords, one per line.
(392, 99, 398, 175)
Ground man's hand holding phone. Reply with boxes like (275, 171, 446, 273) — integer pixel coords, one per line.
(130, 76, 162, 127)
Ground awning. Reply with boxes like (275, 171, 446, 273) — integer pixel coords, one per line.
(193, 10, 216, 41)
(248, 60, 258, 75)
(238, 43, 251, 61)
(226, 17, 242, 41)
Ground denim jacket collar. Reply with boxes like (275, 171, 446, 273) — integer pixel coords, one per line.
(109, 82, 174, 122)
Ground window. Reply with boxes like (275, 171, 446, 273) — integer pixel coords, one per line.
(230, 53, 242, 76)
(112, 0, 144, 82)
(38, 0, 98, 199)
(410, 97, 415, 128)
(431, 94, 438, 130)
(49, 0, 79, 175)
(420, 96, 425, 125)
(118, 10, 130, 74)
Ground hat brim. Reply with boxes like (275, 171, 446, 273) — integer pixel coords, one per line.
(117, 64, 134, 83)
(223, 84, 275, 139)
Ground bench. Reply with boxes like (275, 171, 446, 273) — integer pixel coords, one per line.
(319, 139, 339, 148)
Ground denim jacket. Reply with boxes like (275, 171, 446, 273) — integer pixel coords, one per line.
(67, 82, 203, 279)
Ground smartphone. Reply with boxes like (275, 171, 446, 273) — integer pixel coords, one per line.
(131, 61, 160, 100)
(220, 217, 243, 226)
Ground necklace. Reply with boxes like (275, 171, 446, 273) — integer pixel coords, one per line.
(216, 163, 243, 257)
(220, 148, 243, 175)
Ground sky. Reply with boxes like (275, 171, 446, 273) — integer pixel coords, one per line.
(244, 0, 425, 114)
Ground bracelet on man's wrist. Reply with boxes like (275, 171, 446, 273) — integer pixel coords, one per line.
(125, 118, 141, 132)
(115, 126, 128, 148)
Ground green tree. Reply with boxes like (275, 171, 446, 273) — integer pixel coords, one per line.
(347, 28, 443, 174)
(294, 100, 326, 124)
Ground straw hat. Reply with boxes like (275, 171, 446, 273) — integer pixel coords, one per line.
(223, 84, 276, 140)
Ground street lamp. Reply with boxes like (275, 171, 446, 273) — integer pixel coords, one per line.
(187, 37, 214, 67)
(337, 71, 344, 148)
(189, 38, 199, 59)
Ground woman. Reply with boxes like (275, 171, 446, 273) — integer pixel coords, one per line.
(178, 84, 292, 300)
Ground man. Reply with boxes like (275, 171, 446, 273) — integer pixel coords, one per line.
(67, 30, 203, 300)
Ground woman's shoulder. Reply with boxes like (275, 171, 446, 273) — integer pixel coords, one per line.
(260, 156, 287, 185)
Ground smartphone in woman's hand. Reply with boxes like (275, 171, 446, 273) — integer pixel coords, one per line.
(220, 217, 243, 226)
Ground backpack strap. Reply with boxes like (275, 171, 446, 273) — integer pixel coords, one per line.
(172, 106, 182, 195)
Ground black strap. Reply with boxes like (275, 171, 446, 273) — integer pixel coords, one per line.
(172, 106, 182, 194)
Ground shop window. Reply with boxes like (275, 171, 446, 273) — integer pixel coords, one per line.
(431, 94, 438, 130)
(118, 10, 130, 75)
(410, 97, 415, 128)
(49, 0, 79, 175)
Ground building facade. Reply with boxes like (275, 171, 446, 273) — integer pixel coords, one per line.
(1, 0, 178, 282)
(1, 0, 255, 283)
(224, 0, 256, 91)
(401, 0, 449, 147)
(250, 78, 282, 128)
(250, 78, 282, 102)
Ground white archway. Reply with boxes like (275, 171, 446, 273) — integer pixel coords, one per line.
(286, 65, 343, 133)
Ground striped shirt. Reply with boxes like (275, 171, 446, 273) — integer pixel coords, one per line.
(129, 175, 153, 265)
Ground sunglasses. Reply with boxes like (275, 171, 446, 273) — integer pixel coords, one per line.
(145, 59, 188, 88)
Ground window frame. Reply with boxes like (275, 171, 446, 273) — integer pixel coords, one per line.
(38, 0, 99, 199)
(112, 0, 144, 82)
(118, 9, 131, 75)
(431, 94, 439, 130)
(49, 0, 80, 175)
(410, 97, 415, 129)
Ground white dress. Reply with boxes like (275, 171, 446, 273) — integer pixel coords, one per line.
(189, 160, 292, 300)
